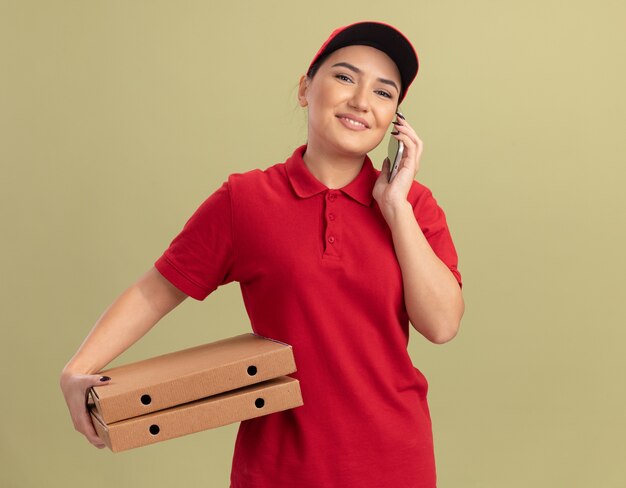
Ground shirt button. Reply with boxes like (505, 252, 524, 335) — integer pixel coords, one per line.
(328, 236, 335, 244)
(327, 193, 336, 202)
(328, 213, 335, 221)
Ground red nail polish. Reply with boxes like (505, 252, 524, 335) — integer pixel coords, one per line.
(100, 376, 111, 382)
(396, 112, 405, 120)
(390, 131, 400, 135)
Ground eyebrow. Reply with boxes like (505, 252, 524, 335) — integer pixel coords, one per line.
(330, 62, 400, 93)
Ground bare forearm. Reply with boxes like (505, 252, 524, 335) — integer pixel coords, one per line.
(62, 267, 187, 375)
(386, 202, 464, 343)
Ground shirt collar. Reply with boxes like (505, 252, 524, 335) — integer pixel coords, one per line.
(285, 145, 379, 206)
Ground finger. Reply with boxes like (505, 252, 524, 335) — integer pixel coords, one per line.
(394, 128, 423, 162)
(89, 434, 106, 449)
(87, 431, 106, 449)
(394, 126, 418, 146)
(393, 120, 422, 165)
(391, 133, 419, 177)
(73, 373, 112, 390)
(80, 375, 111, 446)
(392, 118, 419, 146)
(87, 376, 110, 444)
(65, 375, 108, 418)
(87, 430, 106, 448)
(77, 401, 107, 448)
(81, 375, 111, 403)
(392, 131, 416, 163)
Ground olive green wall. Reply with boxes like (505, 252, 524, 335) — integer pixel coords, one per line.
(1, 1, 624, 487)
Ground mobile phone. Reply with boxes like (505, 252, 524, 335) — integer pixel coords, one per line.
(387, 125, 404, 183)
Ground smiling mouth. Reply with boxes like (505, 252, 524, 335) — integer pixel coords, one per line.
(336, 115, 369, 129)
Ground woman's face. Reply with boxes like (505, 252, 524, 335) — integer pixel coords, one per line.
(298, 44, 402, 160)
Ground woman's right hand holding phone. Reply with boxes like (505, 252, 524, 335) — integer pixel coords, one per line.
(373, 112, 423, 223)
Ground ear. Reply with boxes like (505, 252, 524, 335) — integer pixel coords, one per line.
(297, 74, 309, 107)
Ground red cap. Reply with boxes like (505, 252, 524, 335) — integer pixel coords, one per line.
(307, 21, 419, 103)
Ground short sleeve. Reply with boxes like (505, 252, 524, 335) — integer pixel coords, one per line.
(154, 181, 236, 300)
(412, 186, 463, 288)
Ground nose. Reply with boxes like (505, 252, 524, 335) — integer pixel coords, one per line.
(348, 85, 370, 112)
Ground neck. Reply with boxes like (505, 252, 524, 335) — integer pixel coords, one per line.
(302, 144, 365, 189)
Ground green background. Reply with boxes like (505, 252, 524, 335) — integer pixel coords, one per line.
(1, 1, 624, 487)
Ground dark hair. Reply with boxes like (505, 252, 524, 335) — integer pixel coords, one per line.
(305, 48, 405, 103)
(306, 52, 331, 81)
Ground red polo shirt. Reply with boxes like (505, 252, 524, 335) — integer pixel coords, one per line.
(155, 145, 461, 488)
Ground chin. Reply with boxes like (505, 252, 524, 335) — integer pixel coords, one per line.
(334, 144, 369, 158)
(334, 135, 383, 157)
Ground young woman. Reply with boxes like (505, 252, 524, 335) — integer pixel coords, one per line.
(61, 21, 464, 488)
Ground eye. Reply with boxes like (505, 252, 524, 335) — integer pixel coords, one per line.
(335, 73, 353, 83)
(375, 90, 393, 99)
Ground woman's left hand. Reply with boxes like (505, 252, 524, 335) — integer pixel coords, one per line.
(372, 114, 423, 221)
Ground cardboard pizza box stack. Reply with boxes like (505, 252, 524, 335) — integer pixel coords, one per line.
(88, 333, 303, 452)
